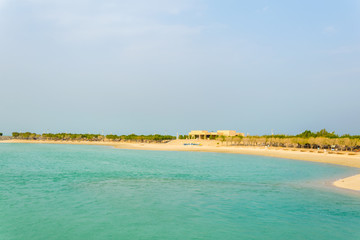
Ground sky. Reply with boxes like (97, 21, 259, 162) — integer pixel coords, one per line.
(1, 0, 360, 136)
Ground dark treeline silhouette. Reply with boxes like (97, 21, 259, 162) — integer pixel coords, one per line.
(11, 132, 175, 143)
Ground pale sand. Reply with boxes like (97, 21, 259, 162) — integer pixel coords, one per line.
(1, 139, 360, 191)
(333, 174, 360, 191)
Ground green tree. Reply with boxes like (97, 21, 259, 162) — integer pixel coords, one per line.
(296, 130, 315, 138)
(12, 132, 20, 138)
(315, 129, 338, 138)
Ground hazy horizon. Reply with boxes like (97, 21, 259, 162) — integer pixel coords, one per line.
(1, 0, 359, 136)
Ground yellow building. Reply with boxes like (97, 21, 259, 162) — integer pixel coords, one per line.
(188, 130, 244, 139)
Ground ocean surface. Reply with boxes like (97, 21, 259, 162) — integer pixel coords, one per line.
(1, 143, 360, 240)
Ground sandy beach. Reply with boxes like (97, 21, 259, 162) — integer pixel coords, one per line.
(1, 139, 359, 191)
(333, 174, 360, 191)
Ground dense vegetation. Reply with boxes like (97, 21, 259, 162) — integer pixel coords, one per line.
(219, 129, 360, 151)
(178, 135, 188, 140)
(11, 132, 175, 143)
(105, 134, 175, 142)
(0, 133, 2, 136)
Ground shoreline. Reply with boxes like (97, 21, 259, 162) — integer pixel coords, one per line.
(1, 139, 359, 192)
(333, 174, 360, 191)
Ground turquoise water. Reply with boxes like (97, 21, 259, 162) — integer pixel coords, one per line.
(1, 144, 360, 240)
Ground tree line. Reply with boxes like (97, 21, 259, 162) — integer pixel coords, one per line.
(8, 129, 360, 151)
(217, 129, 360, 151)
(105, 134, 175, 142)
(11, 132, 176, 143)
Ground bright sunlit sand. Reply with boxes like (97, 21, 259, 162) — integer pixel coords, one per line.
(334, 174, 360, 191)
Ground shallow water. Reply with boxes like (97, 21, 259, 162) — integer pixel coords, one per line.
(0, 143, 359, 240)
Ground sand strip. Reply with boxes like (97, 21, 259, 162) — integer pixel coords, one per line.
(333, 174, 360, 191)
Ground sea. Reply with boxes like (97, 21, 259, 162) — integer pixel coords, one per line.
(0, 143, 360, 240)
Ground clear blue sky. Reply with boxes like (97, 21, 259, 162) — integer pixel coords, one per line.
(1, 0, 359, 135)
